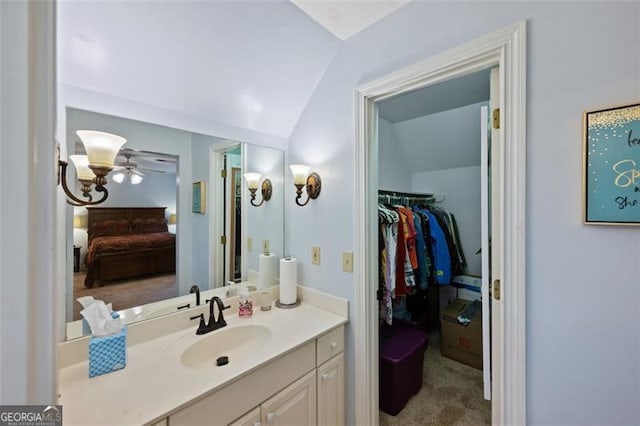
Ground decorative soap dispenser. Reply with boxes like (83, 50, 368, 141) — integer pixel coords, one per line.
(239, 287, 253, 318)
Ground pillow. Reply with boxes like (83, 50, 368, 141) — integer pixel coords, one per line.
(131, 218, 168, 234)
(89, 219, 131, 239)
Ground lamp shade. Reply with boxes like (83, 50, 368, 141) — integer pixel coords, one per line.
(244, 172, 262, 190)
(130, 174, 143, 185)
(289, 164, 311, 185)
(169, 214, 177, 225)
(73, 215, 82, 228)
(69, 155, 96, 181)
(76, 130, 126, 168)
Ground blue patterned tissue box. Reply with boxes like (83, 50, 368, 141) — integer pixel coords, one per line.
(88, 315, 126, 378)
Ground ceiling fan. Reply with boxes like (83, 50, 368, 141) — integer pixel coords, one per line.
(112, 153, 165, 184)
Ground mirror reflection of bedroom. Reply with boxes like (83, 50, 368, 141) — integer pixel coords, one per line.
(68, 110, 178, 322)
(70, 158, 178, 322)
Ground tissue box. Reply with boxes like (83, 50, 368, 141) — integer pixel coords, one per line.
(89, 326, 127, 378)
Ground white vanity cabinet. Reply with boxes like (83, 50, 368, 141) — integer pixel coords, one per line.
(169, 325, 344, 426)
(315, 326, 345, 426)
(317, 353, 344, 426)
(229, 371, 316, 426)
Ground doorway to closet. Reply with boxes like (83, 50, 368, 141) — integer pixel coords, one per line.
(376, 68, 494, 425)
(354, 22, 527, 426)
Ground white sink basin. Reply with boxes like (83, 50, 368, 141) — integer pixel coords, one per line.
(179, 324, 272, 369)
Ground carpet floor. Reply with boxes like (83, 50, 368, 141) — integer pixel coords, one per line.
(72, 271, 178, 321)
(380, 331, 491, 426)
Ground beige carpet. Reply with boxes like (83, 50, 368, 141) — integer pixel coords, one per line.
(380, 331, 491, 426)
(72, 271, 178, 320)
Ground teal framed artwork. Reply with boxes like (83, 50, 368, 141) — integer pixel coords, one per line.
(192, 181, 205, 214)
(584, 102, 640, 225)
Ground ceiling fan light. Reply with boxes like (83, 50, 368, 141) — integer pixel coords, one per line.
(112, 172, 125, 183)
(130, 174, 143, 185)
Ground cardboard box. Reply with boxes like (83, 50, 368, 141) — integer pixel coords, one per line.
(440, 298, 483, 369)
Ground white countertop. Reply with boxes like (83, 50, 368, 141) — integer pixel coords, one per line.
(58, 301, 347, 425)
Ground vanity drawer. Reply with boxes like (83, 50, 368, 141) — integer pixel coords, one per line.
(316, 326, 344, 366)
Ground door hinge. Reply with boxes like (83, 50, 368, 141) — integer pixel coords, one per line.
(493, 279, 501, 300)
(492, 108, 500, 130)
(221, 169, 227, 178)
(220, 235, 226, 245)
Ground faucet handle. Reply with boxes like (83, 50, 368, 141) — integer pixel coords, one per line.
(190, 313, 208, 335)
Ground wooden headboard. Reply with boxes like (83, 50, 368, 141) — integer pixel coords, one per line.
(86, 207, 167, 230)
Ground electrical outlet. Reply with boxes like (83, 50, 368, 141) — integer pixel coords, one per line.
(247, 237, 253, 251)
(311, 246, 321, 265)
(342, 251, 354, 273)
(263, 240, 269, 253)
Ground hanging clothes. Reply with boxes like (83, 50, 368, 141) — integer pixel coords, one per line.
(377, 191, 467, 323)
(416, 207, 452, 285)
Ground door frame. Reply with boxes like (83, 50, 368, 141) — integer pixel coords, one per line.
(354, 21, 527, 425)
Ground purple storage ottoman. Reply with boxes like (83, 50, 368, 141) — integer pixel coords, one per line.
(379, 320, 429, 416)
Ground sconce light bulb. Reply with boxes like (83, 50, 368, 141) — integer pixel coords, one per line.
(69, 155, 96, 181)
(244, 172, 262, 190)
(290, 164, 311, 185)
(76, 130, 127, 168)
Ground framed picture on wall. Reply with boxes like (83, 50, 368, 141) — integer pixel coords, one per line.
(584, 102, 640, 225)
(192, 181, 205, 214)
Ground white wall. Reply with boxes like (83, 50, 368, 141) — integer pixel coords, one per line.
(412, 166, 482, 276)
(0, 0, 57, 404)
(378, 117, 411, 190)
(287, 2, 640, 424)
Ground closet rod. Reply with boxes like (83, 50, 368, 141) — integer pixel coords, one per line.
(378, 189, 433, 198)
(378, 189, 445, 204)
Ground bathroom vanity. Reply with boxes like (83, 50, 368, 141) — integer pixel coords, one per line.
(58, 289, 347, 425)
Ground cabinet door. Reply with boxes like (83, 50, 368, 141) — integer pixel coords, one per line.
(229, 406, 261, 426)
(317, 353, 344, 426)
(261, 370, 316, 426)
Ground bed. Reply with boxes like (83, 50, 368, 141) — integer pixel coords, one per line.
(84, 207, 176, 288)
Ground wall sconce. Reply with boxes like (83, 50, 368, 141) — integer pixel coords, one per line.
(244, 173, 272, 207)
(290, 164, 321, 207)
(58, 130, 127, 206)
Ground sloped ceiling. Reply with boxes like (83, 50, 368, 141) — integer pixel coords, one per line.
(291, 0, 410, 40)
(59, 0, 342, 138)
(378, 69, 491, 173)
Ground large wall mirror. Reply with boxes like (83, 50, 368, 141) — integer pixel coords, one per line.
(65, 108, 285, 340)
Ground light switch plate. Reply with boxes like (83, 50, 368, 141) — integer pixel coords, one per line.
(247, 237, 253, 251)
(263, 240, 269, 253)
(342, 251, 353, 273)
(311, 246, 321, 265)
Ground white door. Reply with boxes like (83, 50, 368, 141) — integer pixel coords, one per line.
(481, 67, 502, 403)
(489, 66, 503, 420)
(480, 104, 491, 401)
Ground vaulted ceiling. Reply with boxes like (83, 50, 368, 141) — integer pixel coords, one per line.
(59, 1, 342, 139)
(59, 1, 414, 140)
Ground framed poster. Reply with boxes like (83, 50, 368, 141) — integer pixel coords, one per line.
(584, 102, 640, 224)
(192, 181, 205, 214)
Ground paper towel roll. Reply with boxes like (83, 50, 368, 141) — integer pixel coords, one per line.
(279, 257, 298, 305)
(259, 253, 276, 288)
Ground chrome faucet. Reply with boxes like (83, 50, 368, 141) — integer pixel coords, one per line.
(190, 285, 201, 306)
(189, 296, 230, 335)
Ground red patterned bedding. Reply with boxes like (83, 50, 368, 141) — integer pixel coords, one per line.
(85, 232, 176, 269)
